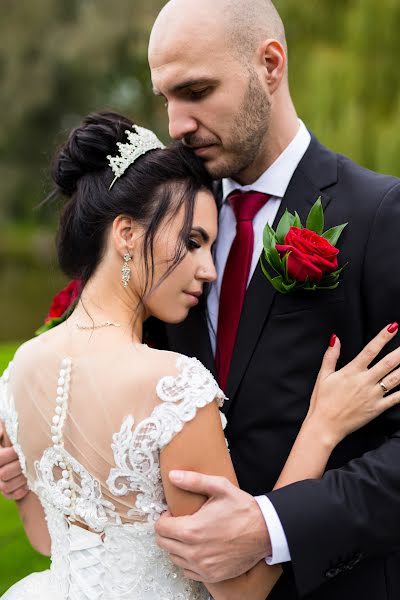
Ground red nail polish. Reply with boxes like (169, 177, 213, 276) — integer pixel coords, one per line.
(329, 334, 337, 347)
(388, 322, 399, 334)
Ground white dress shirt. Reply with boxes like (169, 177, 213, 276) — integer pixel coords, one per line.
(207, 120, 311, 565)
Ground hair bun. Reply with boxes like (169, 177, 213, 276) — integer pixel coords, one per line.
(52, 111, 134, 197)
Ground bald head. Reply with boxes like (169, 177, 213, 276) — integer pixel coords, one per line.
(225, 0, 287, 60)
(150, 0, 287, 66)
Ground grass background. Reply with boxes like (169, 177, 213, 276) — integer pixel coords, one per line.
(0, 342, 50, 594)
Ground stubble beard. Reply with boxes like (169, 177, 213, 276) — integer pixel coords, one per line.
(206, 70, 272, 181)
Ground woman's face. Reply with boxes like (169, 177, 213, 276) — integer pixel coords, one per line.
(144, 189, 218, 323)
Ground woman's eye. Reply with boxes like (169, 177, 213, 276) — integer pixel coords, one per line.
(188, 238, 201, 250)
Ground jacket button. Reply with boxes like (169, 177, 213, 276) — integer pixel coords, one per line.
(353, 552, 363, 565)
(325, 567, 340, 579)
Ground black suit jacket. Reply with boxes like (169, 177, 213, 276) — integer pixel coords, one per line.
(147, 135, 400, 599)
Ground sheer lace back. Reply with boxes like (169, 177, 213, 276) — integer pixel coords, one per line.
(0, 331, 224, 599)
(1, 335, 224, 530)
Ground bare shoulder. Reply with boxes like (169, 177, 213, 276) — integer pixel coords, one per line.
(8, 335, 45, 374)
(139, 346, 211, 383)
(11, 323, 68, 366)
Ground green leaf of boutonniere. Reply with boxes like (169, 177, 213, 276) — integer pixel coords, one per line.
(293, 211, 303, 229)
(263, 223, 276, 253)
(265, 246, 283, 274)
(276, 210, 295, 243)
(322, 223, 348, 247)
(306, 197, 324, 234)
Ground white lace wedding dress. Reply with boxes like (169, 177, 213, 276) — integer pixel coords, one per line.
(0, 338, 226, 600)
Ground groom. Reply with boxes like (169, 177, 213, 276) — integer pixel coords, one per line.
(148, 1, 400, 599)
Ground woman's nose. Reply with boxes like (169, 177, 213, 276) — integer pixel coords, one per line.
(198, 259, 217, 283)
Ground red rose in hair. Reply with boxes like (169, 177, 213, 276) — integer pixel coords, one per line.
(45, 279, 81, 322)
(276, 227, 339, 283)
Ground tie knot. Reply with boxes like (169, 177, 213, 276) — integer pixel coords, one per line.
(228, 191, 270, 222)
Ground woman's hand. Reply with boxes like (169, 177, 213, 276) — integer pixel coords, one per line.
(306, 323, 400, 447)
(0, 422, 28, 500)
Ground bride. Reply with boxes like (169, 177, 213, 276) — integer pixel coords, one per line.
(1, 111, 400, 600)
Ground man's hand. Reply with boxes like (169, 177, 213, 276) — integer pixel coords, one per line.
(0, 426, 28, 500)
(155, 471, 271, 583)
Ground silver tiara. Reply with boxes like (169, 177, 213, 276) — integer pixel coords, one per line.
(107, 126, 165, 190)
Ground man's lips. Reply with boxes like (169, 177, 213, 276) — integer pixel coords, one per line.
(192, 145, 216, 157)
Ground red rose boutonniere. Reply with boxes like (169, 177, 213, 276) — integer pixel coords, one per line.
(36, 279, 81, 335)
(261, 198, 347, 294)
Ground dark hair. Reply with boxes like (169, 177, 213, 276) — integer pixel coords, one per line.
(51, 111, 214, 302)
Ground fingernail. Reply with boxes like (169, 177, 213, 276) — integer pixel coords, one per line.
(388, 322, 399, 334)
(169, 470, 183, 483)
(329, 334, 337, 347)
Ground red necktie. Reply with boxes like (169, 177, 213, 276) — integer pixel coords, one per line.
(216, 191, 270, 391)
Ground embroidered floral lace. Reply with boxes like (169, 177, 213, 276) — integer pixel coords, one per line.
(0, 342, 225, 600)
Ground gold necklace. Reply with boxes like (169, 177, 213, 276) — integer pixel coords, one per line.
(75, 320, 122, 330)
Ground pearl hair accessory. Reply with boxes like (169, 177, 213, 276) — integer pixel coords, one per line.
(107, 126, 165, 190)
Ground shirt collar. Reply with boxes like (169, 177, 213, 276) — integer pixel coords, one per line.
(222, 119, 311, 203)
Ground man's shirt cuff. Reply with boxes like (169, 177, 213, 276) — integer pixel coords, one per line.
(254, 495, 291, 565)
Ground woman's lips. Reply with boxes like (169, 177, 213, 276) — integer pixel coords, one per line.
(183, 291, 201, 305)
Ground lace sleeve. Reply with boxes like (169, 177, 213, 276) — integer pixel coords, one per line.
(107, 355, 227, 522)
(154, 355, 226, 450)
(0, 362, 28, 477)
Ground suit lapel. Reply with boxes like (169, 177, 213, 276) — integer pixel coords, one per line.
(224, 136, 338, 407)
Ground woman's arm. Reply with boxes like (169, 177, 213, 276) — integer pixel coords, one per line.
(0, 423, 51, 556)
(160, 401, 280, 600)
(16, 492, 51, 556)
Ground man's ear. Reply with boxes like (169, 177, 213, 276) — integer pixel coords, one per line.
(257, 38, 287, 94)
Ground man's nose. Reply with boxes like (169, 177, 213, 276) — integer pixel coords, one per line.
(168, 104, 198, 141)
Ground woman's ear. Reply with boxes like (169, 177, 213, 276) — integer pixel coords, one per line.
(111, 215, 143, 257)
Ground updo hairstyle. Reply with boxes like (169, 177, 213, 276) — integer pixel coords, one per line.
(51, 111, 214, 296)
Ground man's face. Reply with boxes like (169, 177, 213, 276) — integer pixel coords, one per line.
(149, 29, 271, 182)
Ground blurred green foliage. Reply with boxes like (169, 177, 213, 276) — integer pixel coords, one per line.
(0, 493, 50, 595)
(0, 224, 67, 341)
(1, 0, 400, 331)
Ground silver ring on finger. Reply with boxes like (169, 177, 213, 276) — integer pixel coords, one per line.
(379, 380, 389, 394)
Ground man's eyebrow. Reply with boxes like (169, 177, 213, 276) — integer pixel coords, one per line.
(192, 227, 210, 243)
(153, 78, 218, 96)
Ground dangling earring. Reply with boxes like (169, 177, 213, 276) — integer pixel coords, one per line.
(122, 252, 132, 288)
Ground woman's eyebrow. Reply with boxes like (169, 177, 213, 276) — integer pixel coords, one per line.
(192, 227, 210, 243)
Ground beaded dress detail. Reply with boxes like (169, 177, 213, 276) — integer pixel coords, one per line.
(0, 348, 225, 600)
